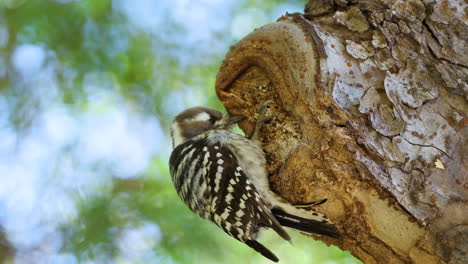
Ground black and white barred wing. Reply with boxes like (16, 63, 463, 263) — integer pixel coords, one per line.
(208, 143, 290, 241)
(210, 151, 292, 262)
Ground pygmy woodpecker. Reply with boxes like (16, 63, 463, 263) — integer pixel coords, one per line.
(169, 103, 339, 262)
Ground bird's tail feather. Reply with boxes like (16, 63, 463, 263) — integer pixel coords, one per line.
(271, 207, 340, 238)
(245, 240, 279, 263)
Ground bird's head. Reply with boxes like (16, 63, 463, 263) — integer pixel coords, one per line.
(171, 107, 243, 147)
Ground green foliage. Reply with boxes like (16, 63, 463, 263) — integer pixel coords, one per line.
(62, 194, 116, 260)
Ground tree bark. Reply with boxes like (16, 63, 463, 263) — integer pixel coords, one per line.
(215, 1, 467, 263)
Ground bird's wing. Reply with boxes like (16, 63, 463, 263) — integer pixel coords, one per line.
(203, 141, 290, 242)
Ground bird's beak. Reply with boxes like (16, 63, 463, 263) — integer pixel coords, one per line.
(224, 114, 244, 125)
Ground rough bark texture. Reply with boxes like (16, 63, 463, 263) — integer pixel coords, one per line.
(215, 0, 467, 263)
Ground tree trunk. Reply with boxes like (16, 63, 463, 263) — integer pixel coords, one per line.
(215, 1, 467, 263)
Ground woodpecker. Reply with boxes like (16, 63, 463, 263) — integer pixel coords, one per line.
(169, 103, 339, 262)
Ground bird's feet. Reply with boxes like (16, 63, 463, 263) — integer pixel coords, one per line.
(293, 198, 328, 208)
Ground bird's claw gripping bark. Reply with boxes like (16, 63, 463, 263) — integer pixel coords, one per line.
(293, 198, 328, 208)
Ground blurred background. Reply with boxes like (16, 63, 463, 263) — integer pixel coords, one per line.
(0, 0, 361, 263)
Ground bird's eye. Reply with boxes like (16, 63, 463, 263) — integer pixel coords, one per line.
(209, 117, 217, 124)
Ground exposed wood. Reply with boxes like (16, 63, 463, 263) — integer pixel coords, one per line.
(215, 1, 467, 263)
